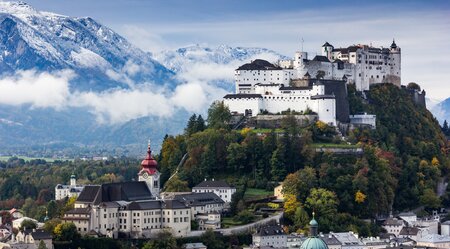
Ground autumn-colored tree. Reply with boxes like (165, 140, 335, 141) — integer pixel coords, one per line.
(305, 188, 339, 217)
(284, 194, 301, 218)
(163, 175, 190, 192)
(355, 190, 367, 204)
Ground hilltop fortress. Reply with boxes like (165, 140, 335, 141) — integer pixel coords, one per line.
(223, 40, 402, 126)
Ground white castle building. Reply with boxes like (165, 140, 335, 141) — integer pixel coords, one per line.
(224, 40, 400, 125)
(63, 143, 224, 239)
(236, 40, 401, 93)
(54, 174, 84, 201)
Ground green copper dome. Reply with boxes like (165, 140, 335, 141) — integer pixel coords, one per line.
(300, 237, 329, 249)
(309, 218, 318, 226)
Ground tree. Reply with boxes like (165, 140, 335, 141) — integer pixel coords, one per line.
(163, 175, 190, 192)
(284, 194, 301, 218)
(185, 114, 198, 136)
(294, 206, 310, 232)
(420, 188, 441, 210)
(442, 120, 449, 135)
(207, 101, 231, 129)
(43, 218, 62, 235)
(201, 229, 225, 249)
(20, 219, 37, 231)
(53, 222, 80, 242)
(142, 230, 178, 249)
(234, 210, 255, 224)
(355, 190, 367, 204)
(37, 240, 48, 249)
(407, 82, 421, 91)
(47, 200, 58, 219)
(305, 188, 339, 217)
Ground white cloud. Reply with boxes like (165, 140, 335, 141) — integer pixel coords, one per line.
(0, 70, 228, 124)
(0, 70, 73, 109)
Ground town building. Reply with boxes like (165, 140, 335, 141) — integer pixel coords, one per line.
(382, 218, 405, 237)
(349, 113, 376, 129)
(192, 179, 236, 204)
(12, 229, 53, 249)
(54, 174, 85, 201)
(330, 232, 364, 249)
(12, 218, 38, 231)
(440, 220, 450, 236)
(274, 184, 284, 200)
(416, 234, 450, 248)
(252, 225, 287, 248)
(398, 227, 420, 242)
(63, 143, 191, 238)
(360, 236, 389, 249)
(63, 143, 226, 239)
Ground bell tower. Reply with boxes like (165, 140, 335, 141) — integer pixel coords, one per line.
(138, 141, 160, 198)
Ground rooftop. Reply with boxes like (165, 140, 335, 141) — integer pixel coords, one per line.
(254, 225, 286, 236)
(237, 59, 281, 71)
(193, 179, 233, 189)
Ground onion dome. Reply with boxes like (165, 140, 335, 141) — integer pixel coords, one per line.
(139, 141, 158, 175)
(390, 39, 397, 49)
(300, 212, 329, 249)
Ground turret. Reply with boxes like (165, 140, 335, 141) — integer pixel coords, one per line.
(322, 42, 334, 59)
(309, 212, 319, 236)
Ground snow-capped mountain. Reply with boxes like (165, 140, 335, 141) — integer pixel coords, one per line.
(0, 2, 289, 155)
(155, 44, 287, 73)
(0, 1, 174, 91)
(431, 97, 450, 124)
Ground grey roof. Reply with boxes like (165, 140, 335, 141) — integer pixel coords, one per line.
(319, 233, 341, 245)
(312, 55, 330, 62)
(322, 42, 333, 47)
(174, 192, 224, 206)
(163, 199, 188, 209)
(77, 185, 101, 203)
(127, 200, 162, 210)
(254, 225, 286, 236)
(383, 218, 404, 226)
(65, 208, 90, 215)
(30, 229, 52, 240)
(237, 59, 281, 71)
(77, 181, 153, 205)
(279, 86, 312, 91)
(184, 242, 207, 249)
(399, 227, 419, 236)
(224, 94, 262, 99)
(194, 180, 232, 188)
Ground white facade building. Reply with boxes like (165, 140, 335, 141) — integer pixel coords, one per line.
(54, 174, 84, 201)
(192, 179, 236, 203)
(382, 218, 405, 237)
(331, 232, 364, 249)
(224, 82, 337, 125)
(234, 41, 401, 94)
(252, 225, 287, 248)
(349, 113, 376, 129)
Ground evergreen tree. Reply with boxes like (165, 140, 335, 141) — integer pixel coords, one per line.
(185, 114, 198, 136)
(207, 101, 231, 129)
(443, 120, 449, 136)
(195, 115, 206, 132)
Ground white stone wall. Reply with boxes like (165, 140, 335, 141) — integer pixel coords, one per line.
(253, 234, 287, 248)
(192, 188, 236, 203)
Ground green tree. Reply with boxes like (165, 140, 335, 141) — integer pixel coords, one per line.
(234, 210, 255, 224)
(294, 206, 310, 232)
(20, 219, 37, 231)
(163, 175, 190, 192)
(185, 114, 198, 136)
(46, 200, 58, 219)
(305, 188, 339, 218)
(420, 188, 441, 209)
(207, 101, 231, 129)
(37, 240, 48, 249)
(43, 218, 62, 235)
(201, 229, 225, 249)
(53, 222, 80, 242)
(142, 230, 178, 249)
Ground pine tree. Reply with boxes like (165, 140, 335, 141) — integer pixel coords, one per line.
(443, 120, 449, 136)
(185, 114, 197, 136)
(195, 115, 206, 132)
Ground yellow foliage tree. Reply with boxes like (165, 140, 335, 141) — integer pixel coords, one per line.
(284, 194, 300, 217)
(431, 157, 440, 167)
(315, 121, 328, 132)
(240, 127, 252, 137)
(355, 190, 366, 204)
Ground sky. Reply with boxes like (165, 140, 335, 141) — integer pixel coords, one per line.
(20, 0, 450, 101)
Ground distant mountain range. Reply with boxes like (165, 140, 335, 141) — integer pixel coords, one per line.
(431, 97, 450, 125)
(0, 2, 286, 156)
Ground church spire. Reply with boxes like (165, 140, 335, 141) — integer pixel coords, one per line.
(309, 211, 319, 237)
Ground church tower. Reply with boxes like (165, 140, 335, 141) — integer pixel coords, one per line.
(138, 142, 160, 198)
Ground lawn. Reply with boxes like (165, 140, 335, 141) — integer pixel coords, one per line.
(221, 217, 244, 228)
(244, 188, 273, 200)
(249, 128, 285, 134)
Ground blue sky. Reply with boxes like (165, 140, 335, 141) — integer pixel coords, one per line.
(23, 0, 450, 101)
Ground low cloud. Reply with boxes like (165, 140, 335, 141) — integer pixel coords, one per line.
(0, 70, 229, 124)
(0, 70, 73, 109)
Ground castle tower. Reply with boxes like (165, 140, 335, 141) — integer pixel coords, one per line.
(321, 42, 333, 59)
(138, 142, 160, 198)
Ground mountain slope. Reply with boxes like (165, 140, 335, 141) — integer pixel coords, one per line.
(0, 1, 175, 91)
(431, 97, 450, 124)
